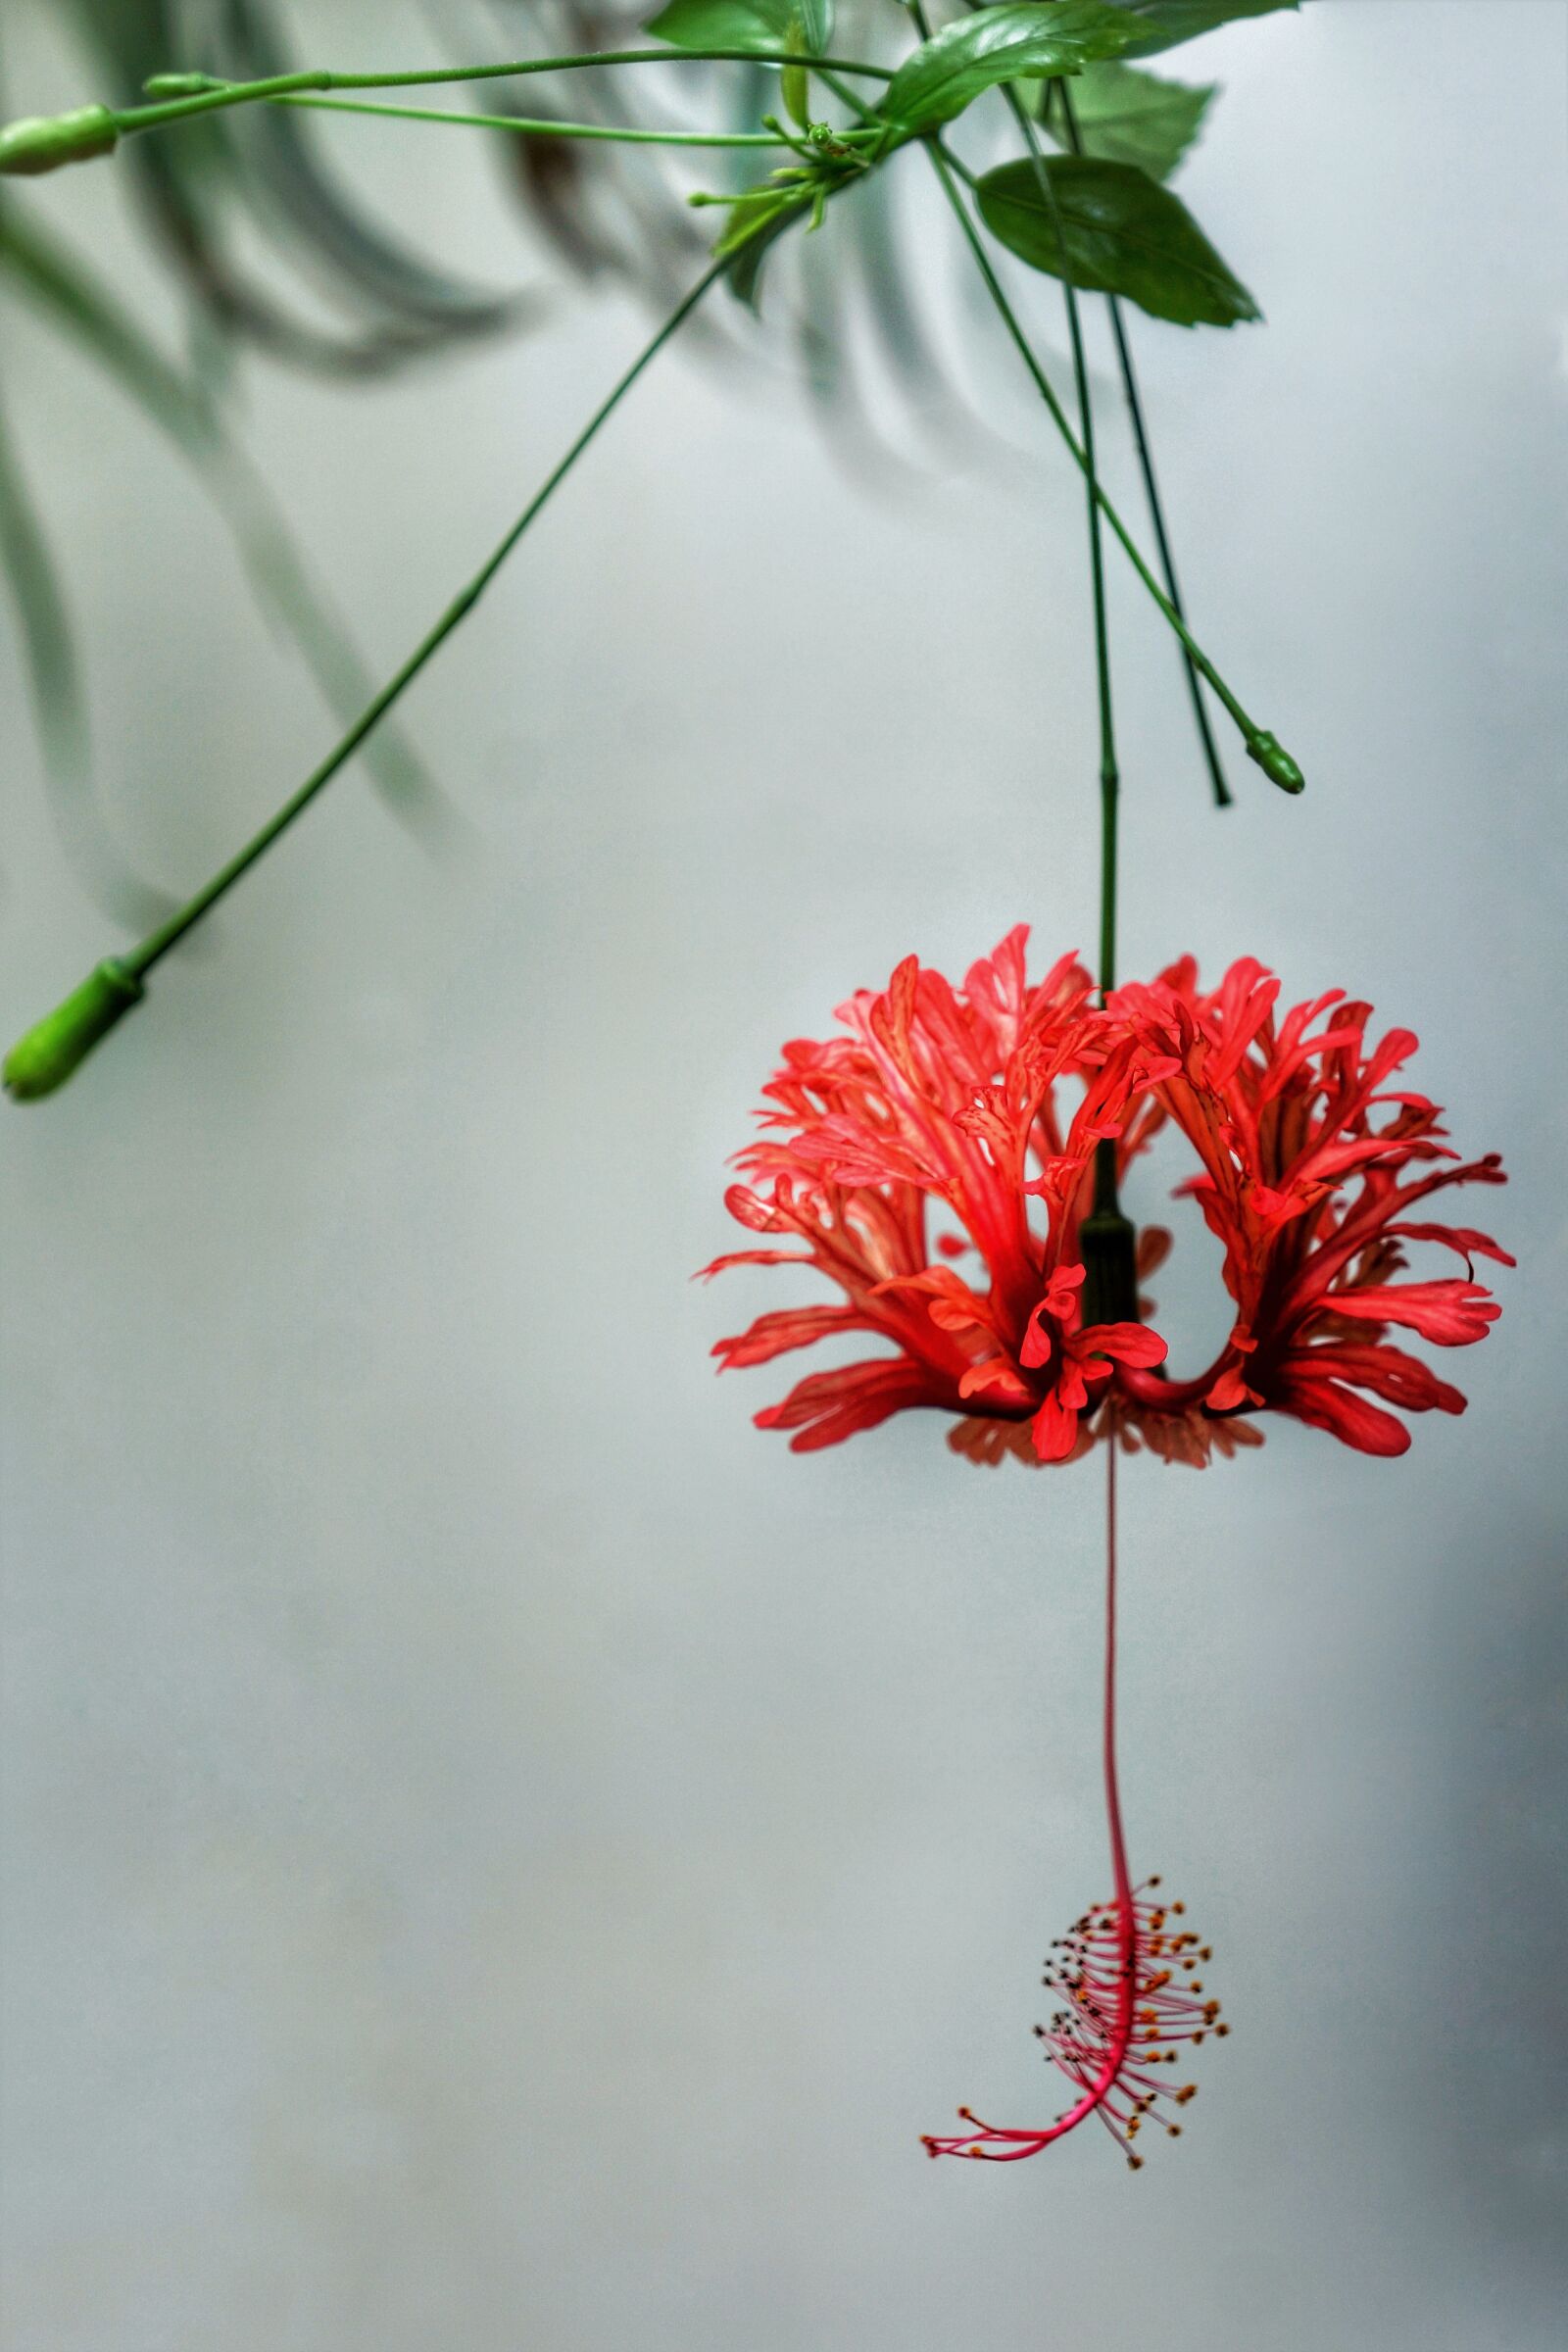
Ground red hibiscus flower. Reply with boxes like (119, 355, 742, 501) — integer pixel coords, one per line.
(704, 932, 1508, 1465)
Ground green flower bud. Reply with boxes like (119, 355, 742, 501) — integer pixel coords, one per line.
(0, 104, 119, 176)
(141, 74, 221, 99)
(1246, 731, 1305, 795)
(3, 958, 144, 1102)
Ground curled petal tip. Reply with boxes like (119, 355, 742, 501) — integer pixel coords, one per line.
(4, 959, 144, 1102)
(0, 104, 118, 175)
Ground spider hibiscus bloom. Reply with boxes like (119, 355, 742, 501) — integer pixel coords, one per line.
(705, 935, 1509, 1467)
(702, 928, 1170, 1463)
(1107, 958, 1513, 1458)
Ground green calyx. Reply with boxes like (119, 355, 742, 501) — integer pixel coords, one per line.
(1080, 1206, 1141, 1331)
(0, 104, 119, 176)
(3, 959, 145, 1101)
(1080, 1140, 1141, 1328)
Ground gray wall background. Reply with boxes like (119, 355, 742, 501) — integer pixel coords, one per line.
(2, 3, 1566, 2347)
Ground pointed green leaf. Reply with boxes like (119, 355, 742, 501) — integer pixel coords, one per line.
(645, 0, 833, 57)
(1047, 59, 1212, 181)
(710, 182, 808, 260)
(880, 2, 1142, 134)
(977, 153, 1259, 326)
(726, 198, 805, 309)
(781, 59, 811, 129)
(1102, 1, 1298, 58)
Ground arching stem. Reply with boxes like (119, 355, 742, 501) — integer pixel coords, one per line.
(173, 93, 865, 151)
(117, 49, 896, 136)
(125, 259, 726, 978)
(3, 254, 730, 1096)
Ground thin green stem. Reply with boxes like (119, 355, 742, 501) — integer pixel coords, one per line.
(1002, 83, 1117, 998)
(113, 49, 894, 140)
(925, 140, 1301, 795)
(992, 76, 1132, 1280)
(1053, 81, 1231, 810)
(263, 92, 844, 149)
(124, 256, 728, 977)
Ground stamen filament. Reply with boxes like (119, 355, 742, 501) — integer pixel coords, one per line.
(923, 1448, 1225, 2169)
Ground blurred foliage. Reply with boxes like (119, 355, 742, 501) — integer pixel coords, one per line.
(0, 1, 1229, 924)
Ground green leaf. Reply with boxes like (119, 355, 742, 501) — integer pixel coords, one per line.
(1101, 1, 1298, 58)
(880, 2, 1143, 134)
(645, 0, 834, 57)
(710, 182, 808, 260)
(781, 60, 811, 129)
(976, 153, 1259, 326)
(1046, 59, 1212, 181)
(727, 199, 805, 309)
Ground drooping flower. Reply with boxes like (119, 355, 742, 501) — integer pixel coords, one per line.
(704, 931, 1508, 1466)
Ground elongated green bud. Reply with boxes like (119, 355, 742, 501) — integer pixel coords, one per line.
(141, 74, 223, 99)
(0, 104, 119, 176)
(4, 958, 144, 1101)
(1246, 731, 1305, 795)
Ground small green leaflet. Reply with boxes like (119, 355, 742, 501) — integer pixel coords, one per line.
(710, 183, 808, 260)
(644, 0, 833, 58)
(1046, 59, 1212, 182)
(1101, 1, 1298, 60)
(727, 199, 803, 308)
(976, 154, 1258, 327)
(878, 3, 1143, 136)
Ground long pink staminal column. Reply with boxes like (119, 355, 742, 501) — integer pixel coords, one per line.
(923, 1446, 1225, 2169)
